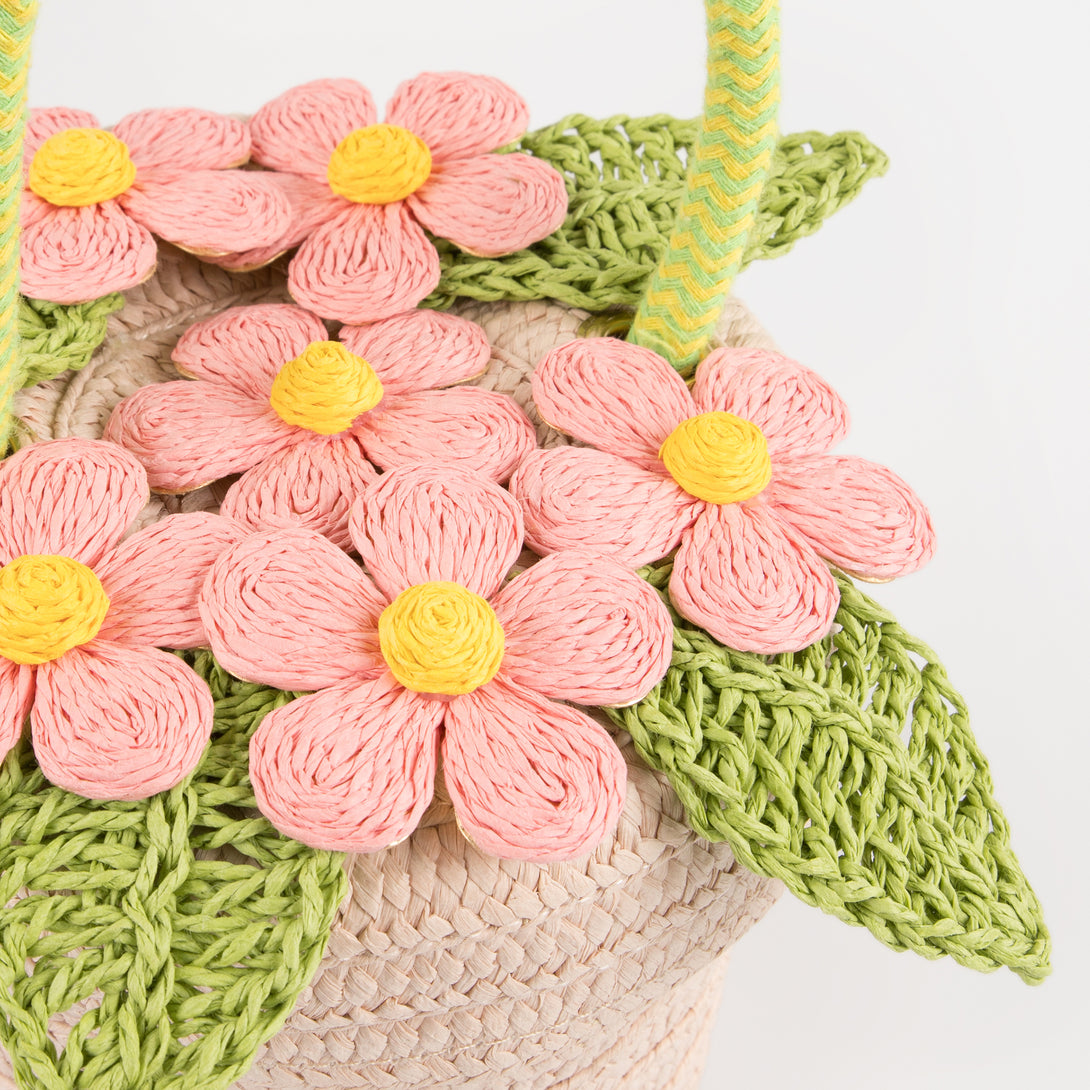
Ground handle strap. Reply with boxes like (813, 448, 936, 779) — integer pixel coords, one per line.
(629, 0, 781, 370)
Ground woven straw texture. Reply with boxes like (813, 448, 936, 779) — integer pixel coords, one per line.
(3, 248, 780, 1089)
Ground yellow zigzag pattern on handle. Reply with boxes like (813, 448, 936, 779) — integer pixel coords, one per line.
(0, 1, 36, 452)
(629, 0, 780, 370)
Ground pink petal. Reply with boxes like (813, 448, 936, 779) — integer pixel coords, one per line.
(0, 438, 148, 566)
(32, 641, 213, 800)
(444, 677, 626, 862)
(765, 455, 936, 579)
(532, 338, 695, 471)
(20, 190, 52, 230)
(20, 201, 156, 303)
(172, 303, 328, 400)
(385, 73, 529, 163)
(25, 107, 100, 161)
(121, 170, 292, 254)
(203, 172, 347, 271)
(338, 309, 490, 396)
(199, 527, 386, 690)
(0, 658, 34, 762)
(693, 347, 850, 458)
(104, 381, 299, 493)
(249, 79, 377, 180)
(510, 447, 702, 566)
(349, 464, 522, 600)
(670, 501, 840, 654)
(113, 108, 250, 171)
(249, 675, 443, 852)
(220, 435, 379, 550)
(358, 387, 535, 482)
(493, 552, 673, 706)
(409, 154, 566, 256)
(96, 513, 249, 649)
(288, 202, 440, 323)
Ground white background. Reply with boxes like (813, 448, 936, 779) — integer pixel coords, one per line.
(27, 2, 1087, 1087)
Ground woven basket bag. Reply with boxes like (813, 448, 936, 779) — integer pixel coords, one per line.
(0, 4, 1050, 1090)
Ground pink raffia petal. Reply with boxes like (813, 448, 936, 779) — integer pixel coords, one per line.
(172, 303, 328, 400)
(510, 447, 702, 567)
(0, 658, 34, 763)
(20, 191, 52, 231)
(96, 513, 249, 649)
(121, 170, 292, 254)
(444, 677, 626, 862)
(249, 78, 377, 179)
(532, 338, 695, 471)
(385, 72, 529, 163)
(203, 172, 348, 270)
(20, 202, 157, 303)
(493, 552, 673, 706)
(408, 154, 567, 256)
(693, 347, 850, 459)
(0, 438, 148, 566)
(113, 108, 251, 171)
(104, 381, 300, 493)
(24, 107, 100, 162)
(338, 309, 490, 396)
(349, 463, 522, 601)
(670, 501, 841, 654)
(765, 455, 937, 579)
(32, 642, 213, 801)
(199, 526, 387, 690)
(249, 675, 443, 852)
(220, 435, 379, 550)
(358, 387, 535, 483)
(288, 202, 440, 323)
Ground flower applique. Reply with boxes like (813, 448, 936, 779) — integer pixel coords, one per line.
(20, 107, 293, 303)
(214, 74, 568, 322)
(0, 439, 245, 798)
(510, 339, 936, 654)
(105, 304, 536, 549)
(198, 464, 673, 861)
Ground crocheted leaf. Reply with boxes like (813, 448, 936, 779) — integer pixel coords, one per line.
(426, 121, 888, 311)
(17, 294, 125, 386)
(609, 564, 1050, 984)
(0, 652, 347, 1090)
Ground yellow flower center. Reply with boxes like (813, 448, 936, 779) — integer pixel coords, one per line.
(269, 341, 384, 435)
(659, 411, 772, 505)
(0, 555, 110, 666)
(28, 128, 137, 207)
(326, 123, 432, 205)
(379, 582, 505, 696)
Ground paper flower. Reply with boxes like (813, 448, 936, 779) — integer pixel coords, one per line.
(105, 304, 536, 549)
(511, 339, 935, 654)
(0, 439, 244, 798)
(199, 464, 672, 861)
(214, 74, 568, 322)
(20, 107, 293, 303)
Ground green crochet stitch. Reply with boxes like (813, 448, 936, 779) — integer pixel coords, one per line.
(426, 121, 888, 311)
(0, 652, 347, 1090)
(609, 562, 1051, 985)
(17, 294, 124, 386)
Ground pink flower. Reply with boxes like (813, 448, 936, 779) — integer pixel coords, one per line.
(199, 464, 673, 861)
(105, 304, 536, 549)
(0, 439, 245, 799)
(20, 107, 293, 303)
(215, 74, 568, 322)
(511, 339, 936, 654)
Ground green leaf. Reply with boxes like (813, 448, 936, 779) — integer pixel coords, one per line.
(0, 652, 347, 1090)
(426, 119, 888, 311)
(18, 294, 125, 387)
(609, 563, 1050, 984)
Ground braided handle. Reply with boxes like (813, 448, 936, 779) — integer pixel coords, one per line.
(0, 1, 35, 451)
(629, 0, 781, 370)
